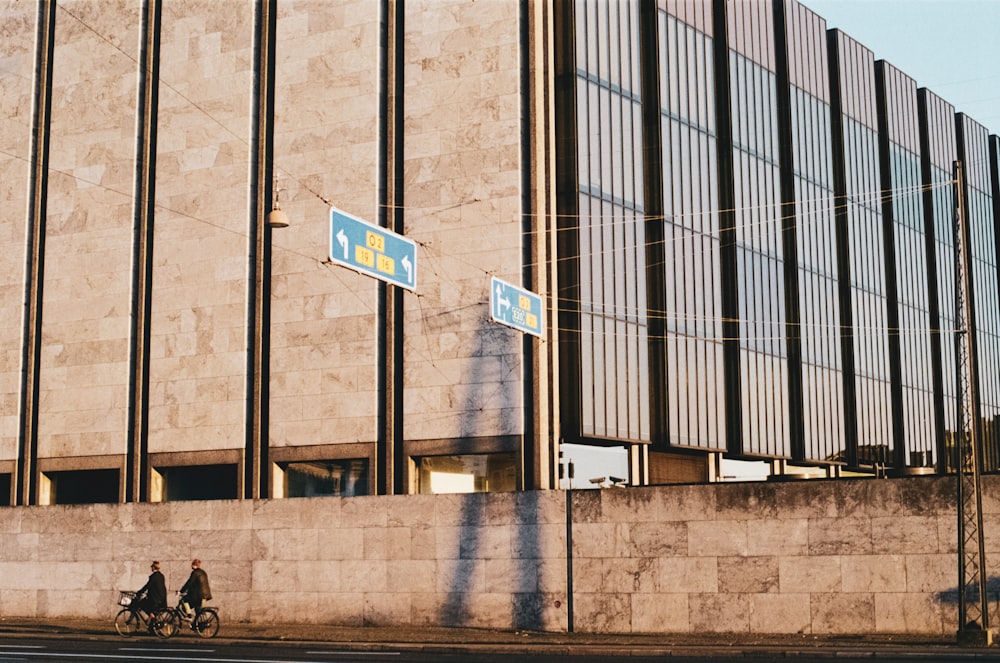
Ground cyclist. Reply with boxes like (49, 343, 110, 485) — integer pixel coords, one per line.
(179, 559, 211, 616)
(134, 561, 167, 629)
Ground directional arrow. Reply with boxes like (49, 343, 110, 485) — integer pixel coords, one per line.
(490, 276, 543, 338)
(336, 229, 349, 260)
(401, 255, 412, 283)
(495, 283, 511, 315)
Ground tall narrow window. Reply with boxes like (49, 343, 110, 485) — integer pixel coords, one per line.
(560, 0, 650, 444)
(658, 4, 724, 451)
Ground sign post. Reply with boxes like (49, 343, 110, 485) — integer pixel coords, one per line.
(490, 276, 544, 338)
(328, 207, 417, 291)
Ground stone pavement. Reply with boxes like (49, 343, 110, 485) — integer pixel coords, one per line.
(1, 617, 1000, 659)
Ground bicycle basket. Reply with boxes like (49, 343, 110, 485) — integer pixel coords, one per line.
(118, 591, 137, 607)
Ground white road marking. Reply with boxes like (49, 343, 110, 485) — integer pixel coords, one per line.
(0, 650, 402, 662)
(119, 648, 215, 653)
(306, 653, 401, 657)
(0, 644, 43, 649)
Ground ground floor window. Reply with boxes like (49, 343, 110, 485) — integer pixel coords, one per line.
(416, 453, 516, 494)
(558, 443, 628, 489)
(0, 473, 9, 506)
(279, 459, 368, 498)
(156, 464, 237, 501)
(41, 469, 119, 504)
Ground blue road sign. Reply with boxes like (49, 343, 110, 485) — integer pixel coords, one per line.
(490, 276, 544, 338)
(329, 207, 417, 291)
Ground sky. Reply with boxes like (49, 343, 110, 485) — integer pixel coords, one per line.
(801, 0, 1000, 137)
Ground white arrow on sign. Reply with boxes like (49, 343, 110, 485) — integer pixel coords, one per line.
(495, 283, 510, 315)
(401, 255, 412, 283)
(336, 229, 349, 259)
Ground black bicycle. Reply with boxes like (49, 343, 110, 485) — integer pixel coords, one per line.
(113, 591, 175, 638)
(159, 591, 220, 638)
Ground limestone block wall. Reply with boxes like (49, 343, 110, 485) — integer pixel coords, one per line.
(269, 0, 383, 448)
(0, 0, 35, 465)
(0, 476, 984, 635)
(0, 0, 530, 482)
(38, 1, 140, 460)
(570, 477, 964, 634)
(401, 0, 525, 443)
(147, 2, 255, 455)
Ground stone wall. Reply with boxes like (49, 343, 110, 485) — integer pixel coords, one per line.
(0, 475, 986, 635)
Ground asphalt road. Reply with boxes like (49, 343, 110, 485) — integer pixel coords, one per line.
(3, 635, 1000, 663)
(3, 616, 1000, 662)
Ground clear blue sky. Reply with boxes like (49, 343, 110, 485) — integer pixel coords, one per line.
(802, 0, 1000, 137)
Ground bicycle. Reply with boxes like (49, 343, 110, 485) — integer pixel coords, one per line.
(159, 591, 220, 638)
(113, 591, 176, 638)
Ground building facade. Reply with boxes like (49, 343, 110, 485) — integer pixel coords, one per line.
(3, 0, 1000, 507)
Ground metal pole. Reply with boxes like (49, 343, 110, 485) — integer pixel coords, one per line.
(953, 159, 991, 644)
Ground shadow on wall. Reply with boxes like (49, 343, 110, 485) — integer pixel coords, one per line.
(935, 576, 1000, 626)
(438, 317, 544, 630)
(511, 491, 545, 630)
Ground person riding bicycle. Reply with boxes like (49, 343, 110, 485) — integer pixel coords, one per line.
(134, 561, 167, 625)
(178, 558, 211, 616)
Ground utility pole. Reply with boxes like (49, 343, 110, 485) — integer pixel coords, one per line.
(953, 160, 992, 645)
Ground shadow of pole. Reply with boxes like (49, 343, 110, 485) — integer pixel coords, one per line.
(511, 490, 544, 630)
(936, 575, 1000, 628)
(440, 492, 482, 625)
(438, 318, 530, 627)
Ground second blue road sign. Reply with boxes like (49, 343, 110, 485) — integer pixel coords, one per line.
(490, 276, 544, 338)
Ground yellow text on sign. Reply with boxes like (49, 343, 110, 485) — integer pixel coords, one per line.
(366, 231, 386, 253)
(377, 254, 395, 275)
(355, 246, 375, 268)
(519, 295, 532, 309)
(526, 313, 538, 329)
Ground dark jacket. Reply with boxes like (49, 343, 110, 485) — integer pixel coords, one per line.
(180, 568, 212, 604)
(137, 571, 167, 610)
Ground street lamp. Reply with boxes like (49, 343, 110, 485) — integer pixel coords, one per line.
(267, 175, 289, 228)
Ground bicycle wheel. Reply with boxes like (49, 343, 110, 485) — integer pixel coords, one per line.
(153, 609, 178, 639)
(114, 608, 138, 637)
(193, 609, 219, 638)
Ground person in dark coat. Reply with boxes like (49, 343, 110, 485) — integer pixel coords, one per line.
(135, 561, 167, 621)
(179, 558, 212, 614)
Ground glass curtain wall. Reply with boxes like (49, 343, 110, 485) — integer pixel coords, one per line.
(829, 31, 892, 469)
(918, 89, 957, 470)
(724, 1, 790, 457)
(990, 135, 1000, 470)
(783, 3, 844, 463)
(657, 1, 724, 450)
(572, 0, 650, 442)
(956, 115, 1000, 471)
(876, 63, 934, 469)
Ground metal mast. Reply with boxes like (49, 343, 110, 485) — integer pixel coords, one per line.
(953, 159, 991, 643)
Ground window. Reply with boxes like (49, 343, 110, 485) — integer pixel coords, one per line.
(278, 460, 368, 498)
(416, 454, 516, 494)
(41, 469, 119, 505)
(156, 465, 237, 502)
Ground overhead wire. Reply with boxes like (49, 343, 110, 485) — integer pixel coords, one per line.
(3, 4, 991, 349)
(49, 2, 377, 316)
(7, 5, 995, 465)
(0, 136, 972, 345)
(393, 176, 952, 285)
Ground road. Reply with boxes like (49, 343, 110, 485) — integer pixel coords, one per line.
(2, 635, 1000, 663)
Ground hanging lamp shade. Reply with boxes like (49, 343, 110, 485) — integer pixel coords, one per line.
(267, 204, 289, 228)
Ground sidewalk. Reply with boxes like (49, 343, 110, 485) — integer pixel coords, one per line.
(1, 617, 998, 659)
